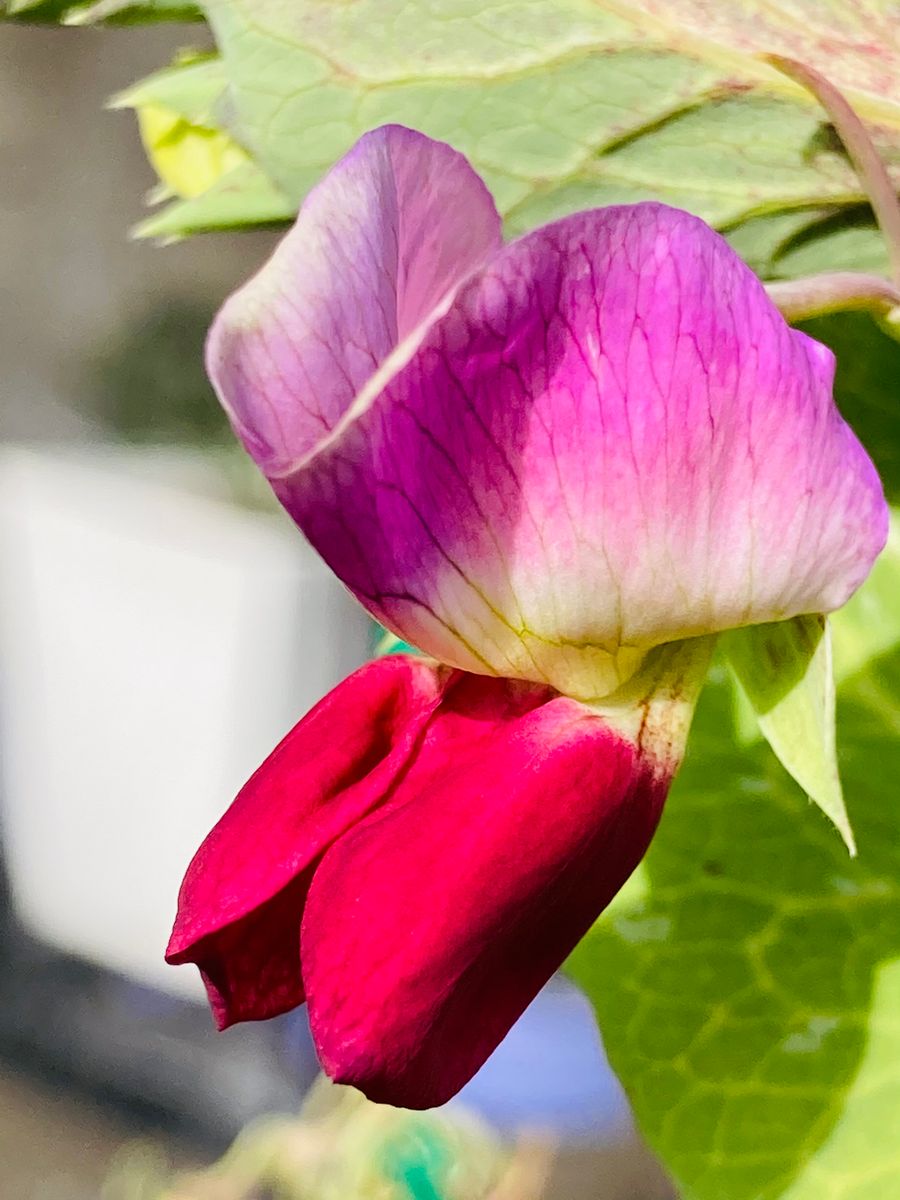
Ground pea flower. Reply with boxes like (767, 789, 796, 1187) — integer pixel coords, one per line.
(167, 126, 886, 1109)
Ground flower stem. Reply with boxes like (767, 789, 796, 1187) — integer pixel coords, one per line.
(766, 54, 900, 285)
(765, 271, 900, 322)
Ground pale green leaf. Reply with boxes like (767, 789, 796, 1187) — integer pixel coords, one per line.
(133, 161, 293, 239)
(828, 514, 900, 685)
(568, 519, 900, 1200)
(776, 220, 891, 278)
(723, 616, 852, 854)
(723, 209, 836, 277)
(612, 0, 900, 131)
(194, 0, 899, 256)
(109, 52, 226, 122)
(111, 52, 293, 234)
(112, 54, 247, 200)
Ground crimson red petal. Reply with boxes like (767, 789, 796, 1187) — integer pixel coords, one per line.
(166, 656, 448, 1027)
(302, 673, 667, 1108)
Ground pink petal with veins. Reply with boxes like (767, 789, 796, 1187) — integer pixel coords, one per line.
(209, 130, 885, 698)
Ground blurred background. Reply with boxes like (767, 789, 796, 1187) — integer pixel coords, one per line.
(0, 21, 674, 1200)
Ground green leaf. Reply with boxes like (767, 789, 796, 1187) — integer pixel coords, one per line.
(110, 52, 293, 235)
(2, 0, 201, 20)
(616, 0, 900, 131)
(133, 161, 293, 240)
(66, 0, 202, 21)
(110, 51, 225, 121)
(569, 520, 900, 1200)
(829, 516, 900, 685)
(723, 616, 852, 854)
(2, 0, 74, 17)
(723, 209, 836, 278)
(776, 218, 890, 278)
(193, 0, 899, 254)
(113, 55, 251, 201)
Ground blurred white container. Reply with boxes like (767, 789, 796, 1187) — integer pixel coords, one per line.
(0, 445, 370, 997)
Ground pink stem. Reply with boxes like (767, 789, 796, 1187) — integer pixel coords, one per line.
(766, 54, 900, 285)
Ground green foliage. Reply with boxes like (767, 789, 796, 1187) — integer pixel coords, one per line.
(5, 0, 900, 266)
(133, 163, 293, 239)
(772, 209, 891, 278)
(569, 527, 900, 1200)
(133, 0, 892, 252)
(723, 616, 852, 853)
(3, 0, 73, 19)
(113, 54, 249, 203)
(109, 52, 294, 237)
(2, 0, 201, 21)
(11, 0, 900, 270)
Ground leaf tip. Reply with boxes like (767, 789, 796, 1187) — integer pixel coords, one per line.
(815, 791, 857, 857)
(840, 821, 858, 859)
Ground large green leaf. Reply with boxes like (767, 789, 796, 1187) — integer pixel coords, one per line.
(774, 213, 891, 279)
(569, 523, 900, 1200)
(613, 1, 900, 133)
(12, 0, 900, 254)
(191, 0, 899, 250)
(723, 210, 838, 278)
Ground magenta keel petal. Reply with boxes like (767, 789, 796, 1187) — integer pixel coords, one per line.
(301, 674, 668, 1108)
(165, 656, 450, 1027)
(168, 660, 676, 1105)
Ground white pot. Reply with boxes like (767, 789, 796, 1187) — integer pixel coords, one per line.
(0, 445, 370, 998)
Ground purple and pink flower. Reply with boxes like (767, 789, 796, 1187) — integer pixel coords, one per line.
(166, 126, 886, 1109)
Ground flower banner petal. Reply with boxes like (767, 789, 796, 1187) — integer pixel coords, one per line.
(281, 197, 887, 698)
